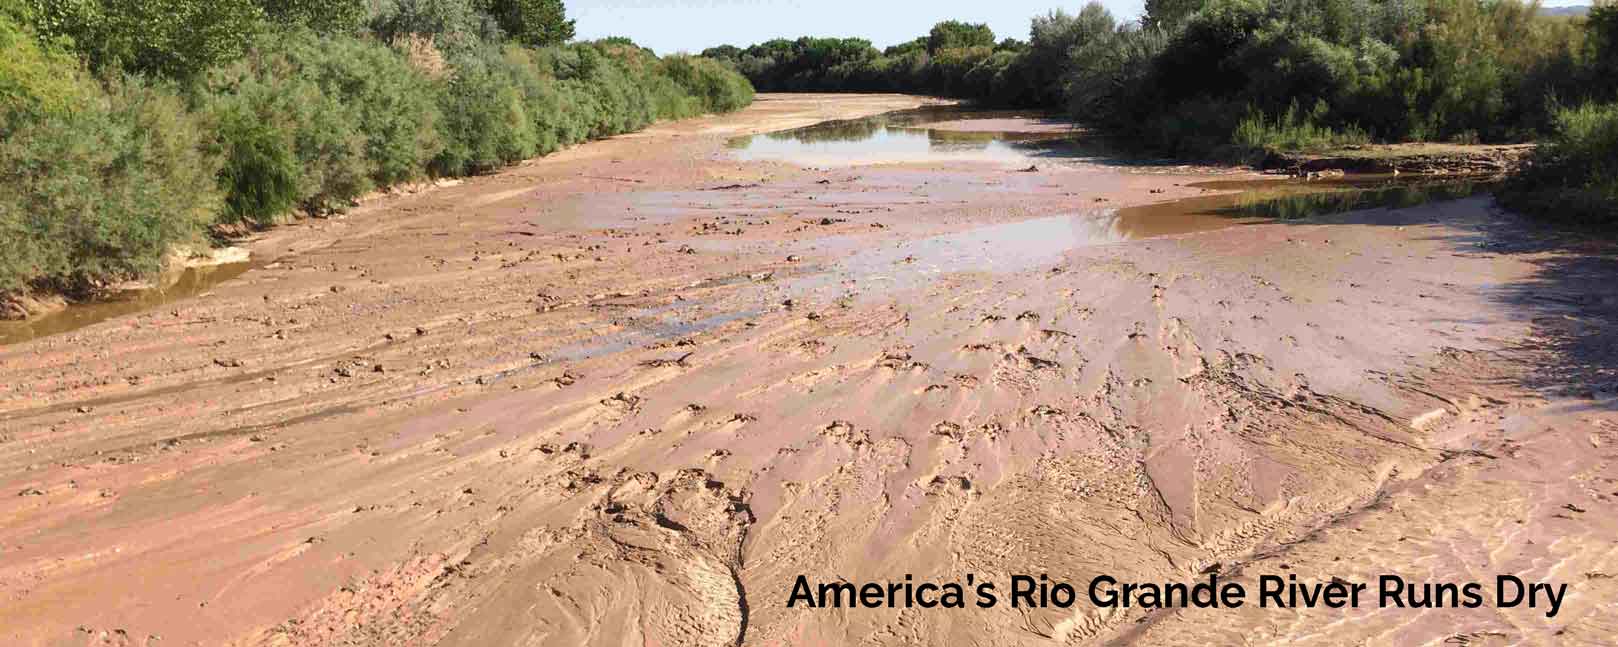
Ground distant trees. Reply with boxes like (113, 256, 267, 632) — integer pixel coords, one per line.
(710, 0, 1608, 160)
(1143, 0, 1206, 29)
(926, 20, 994, 53)
(1026, 5, 1116, 106)
(484, 0, 574, 47)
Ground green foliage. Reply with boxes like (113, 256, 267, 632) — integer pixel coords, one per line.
(28, 0, 266, 78)
(368, 0, 500, 50)
(201, 32, 447, 219)
(432, 43, 538, 175)
(0, 76, 221, 292)
(662, 53, 755, 113)
(483, 0, 573, 48)
(1144, 0, 1207, 30)
(1232, 100, 1370, 159)
(3, 0, 754, 295)
(257, 0, 367, 35)
(1502, 101, 1618, 223)
(713, 0, 1597, 164)
(1025, 4, 1116, 106)
(209, 99, 299, 226)
(927, 20, 994, 54)
(0, 7, 90, 121)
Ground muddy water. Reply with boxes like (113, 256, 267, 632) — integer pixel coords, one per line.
(820, 175, 1496, 295)
(0, 262, 252, 346)
(726, 106, 1072, 165)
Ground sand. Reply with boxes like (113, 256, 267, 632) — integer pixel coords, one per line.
(1, 93, 1615, 646)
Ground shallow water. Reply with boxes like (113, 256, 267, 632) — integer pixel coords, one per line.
(726, 107, 1072, 165)
(0, 262, 253, 346)
(825, 175, 1496, 294)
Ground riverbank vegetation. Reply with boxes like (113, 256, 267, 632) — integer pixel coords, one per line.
(0, 0, 752, 298)
(706, 0, 1616, 221)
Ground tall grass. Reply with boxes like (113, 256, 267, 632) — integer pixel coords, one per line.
(1232, 101, 1370, 160)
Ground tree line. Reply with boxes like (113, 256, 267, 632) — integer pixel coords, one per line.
(1, 0, 754, 297)
(704, 0, 1616, 222)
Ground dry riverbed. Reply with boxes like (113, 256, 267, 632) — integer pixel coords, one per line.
(1, 93, 1616, 646)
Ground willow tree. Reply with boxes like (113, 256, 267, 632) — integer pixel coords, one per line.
(484, 0, 573, 47)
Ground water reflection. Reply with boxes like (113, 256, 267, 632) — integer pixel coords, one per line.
(726, 107, 1072, 165)
(1184, 176, 1494, 220)
(829, 175, 1495, 293)
(0, 262, 253, 346)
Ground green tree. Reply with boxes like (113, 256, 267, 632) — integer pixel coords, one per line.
(926, 20, 994, 54)
(255, 0, 367, 34)
(1144, 0, 1206, 30)
(27, 0, 265, 77)
(484, 0, 574, 47)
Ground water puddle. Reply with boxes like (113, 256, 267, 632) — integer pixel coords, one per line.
(726, 107, 1074, 166)
(815, 174, 1495, 294)
(0, 262, 253, 346)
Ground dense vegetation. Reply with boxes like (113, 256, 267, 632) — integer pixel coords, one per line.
(0, 0, 753, 297)
(707, 0, 1616, 220)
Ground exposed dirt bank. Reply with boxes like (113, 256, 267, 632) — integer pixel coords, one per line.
(0, 94, 1614, 646)
(1263, 142, 1536, 175)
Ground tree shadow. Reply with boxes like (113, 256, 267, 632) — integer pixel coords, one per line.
(1184, 185, 1618, 410)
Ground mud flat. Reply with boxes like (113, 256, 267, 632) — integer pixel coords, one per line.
(1, 94, 1615, 646)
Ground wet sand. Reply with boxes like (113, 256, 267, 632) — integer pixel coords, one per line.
(1, 94, 1616, 646)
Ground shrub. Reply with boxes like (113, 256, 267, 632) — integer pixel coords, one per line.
(27, 0, 266, 78)
(208, 99, 300, 226)
(0, 6, 90, 121)
(201, 32, 445, 219)
(661, 54, 754, 113)
(431, 43, 537, 176)
(1232, 100, 1371, 160)
(1502, 101, 1618, 223)
(1, 76, 221, 292)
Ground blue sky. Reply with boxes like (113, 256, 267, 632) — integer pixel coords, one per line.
(570, 0, 1148, 54)
(572, 0, 1595, 55)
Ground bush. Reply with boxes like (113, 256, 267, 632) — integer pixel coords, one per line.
(0, 5, 90, 121)
(201, 32, 445, 220)
(1502, 101, 1618, 223)
(209, 100, 300, 226)
(662, 54, 754, 113)
(1, 76, 221, 292)
(1232, 100, 1371, 160)
(4, 4, 755, 294)
(28, 0, 266, 78)
(431, 43, 537, 176)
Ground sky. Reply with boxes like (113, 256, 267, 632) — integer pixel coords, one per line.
(572, 0, 1597, 55)
(570, 0, 1146, 54)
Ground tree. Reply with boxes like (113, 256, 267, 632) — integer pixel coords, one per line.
(926, 20, 993, 54)
(485, 0, 573, 48)
(256, 0, 367, 34)
(1028, 3, 1117, 104)
(27, 0, 265, 77)
(1144, 0, 1206, 30)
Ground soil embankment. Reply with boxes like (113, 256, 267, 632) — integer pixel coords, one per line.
(1262, 142, 1536, 175)
(1, 94, 1614, 646)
